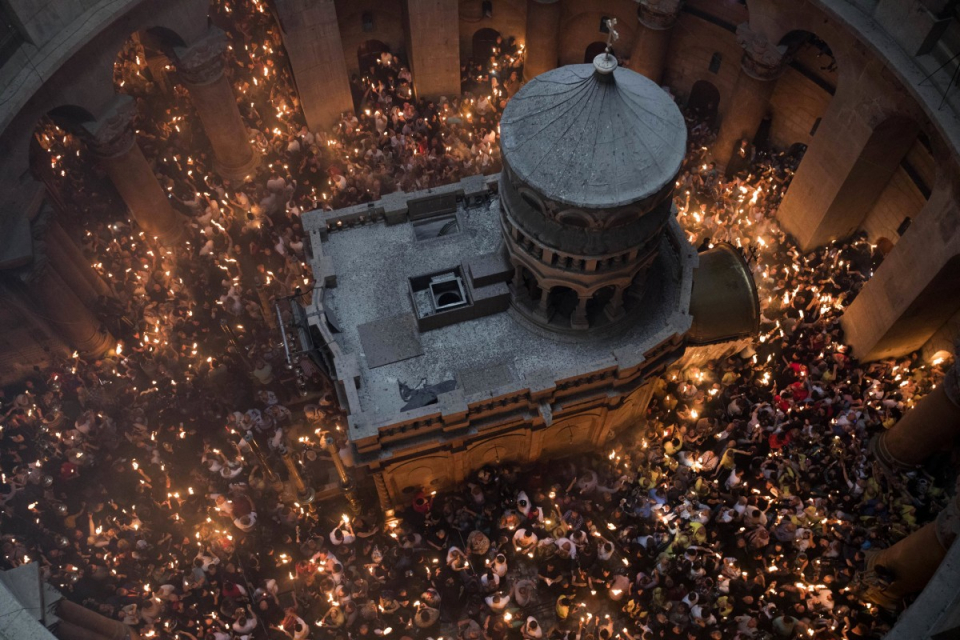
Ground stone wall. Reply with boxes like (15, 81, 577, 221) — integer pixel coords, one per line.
(767, 66, 832, 149)
(557, 0, 639, 66)
(336, 0, 406, 74)
(661, 13, 741, 114)
(861, 166, 927, 245)
(457, 0, 526, 62)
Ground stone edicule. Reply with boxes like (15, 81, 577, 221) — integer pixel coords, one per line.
(301, 175, 697, 507)
(499, 60, 688, 332)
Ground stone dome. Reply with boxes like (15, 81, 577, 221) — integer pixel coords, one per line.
(499, 58, 687, 210)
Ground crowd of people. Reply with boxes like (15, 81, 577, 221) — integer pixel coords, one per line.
(5, 1, 955, 640)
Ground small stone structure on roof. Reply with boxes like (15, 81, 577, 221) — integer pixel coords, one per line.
(300, 57, 759, 511)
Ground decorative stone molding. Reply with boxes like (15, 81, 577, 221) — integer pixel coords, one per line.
(735, 23, 786, 81)
(84, 98, 137, 159)
(638, 0, 683, 31)
(174, 27, 229, 86)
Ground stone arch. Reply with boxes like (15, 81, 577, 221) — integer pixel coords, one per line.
(556, 209, 592, 229)
(584, 41, 608, 63)
(514, 264, 543, 301)
(518, 187, 545, 215)
(778, 30, 836, 72)
(688, 79, 720, 126)
(586, 284, 616, 325)
(547, 285, 580, 322)
(472, 27, 501, 63)
(465, 433, 528, 470)
(358, 39, 390, 74)
(745, 2, 849, 86)
(143, 26, 188, 49)
(386, 455, 451, 501)
(540, 410, 603, 458)
(604, 209, 638, 229)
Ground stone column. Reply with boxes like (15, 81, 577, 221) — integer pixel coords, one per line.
(322, 433, 362, 514)
(776, 93, 921, 251)
(85, 99, 184, 245)
(873, 357, 960, 469)
(26, 263, 114, 358)
(572, 295, 590, 330)
(839, 181, 960, 361)
(536, 286, 551, 320)
(523, 0, 561, 82)
(404, 0, 461, 99)
(712, 24, 785, 170)
(46, 220, 115, 305)
(372, 470, 394, 515)
(274, 0, 354, 133)
(629, 0, 682, 85)
(604, 287, 626, 321)
(57, 599, 139, 640)
(863, 487, 960, 607)
(174, 28, 259, 182)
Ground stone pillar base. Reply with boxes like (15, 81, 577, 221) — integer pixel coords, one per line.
(604, 303, 626, 322)
(215, 146, 261, 183)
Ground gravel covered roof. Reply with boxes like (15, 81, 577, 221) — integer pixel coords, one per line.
(499, 60, 687, 209)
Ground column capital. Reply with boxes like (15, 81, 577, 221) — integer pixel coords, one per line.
(84, 97, 138, 159)
(638, 0, 683, 31)
(174, 27, 229, 86)
(735, 23, 786, 81)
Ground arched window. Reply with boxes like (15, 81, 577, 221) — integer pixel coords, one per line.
(520, 191, 542, 214)
(709, 52, 722, 74)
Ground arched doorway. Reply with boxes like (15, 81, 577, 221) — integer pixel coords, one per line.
(688, 80, 720, 126)
(548, 286, 579, 323)
(584, 41, 609, 64)
(514, 266, 542, 301)
(586, 286, 615, 325)
(778, 30, 837, 78)
(358, 39, 390, 76)
(472, 28, 501, 63)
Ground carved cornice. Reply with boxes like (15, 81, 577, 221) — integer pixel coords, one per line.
(84, 97, 137, 159)
(174, 27, 228, 86)
(638, 0, 683, 31)
(735, 23, 786, 81)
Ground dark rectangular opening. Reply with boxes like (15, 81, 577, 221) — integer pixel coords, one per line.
(413, 212, 460, 240)
(709, 52, 722, 74)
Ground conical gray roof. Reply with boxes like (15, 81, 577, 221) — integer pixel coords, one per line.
(499, 62, 687, 209)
